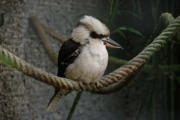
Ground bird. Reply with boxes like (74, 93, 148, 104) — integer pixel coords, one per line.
(47, 15, 123, 110)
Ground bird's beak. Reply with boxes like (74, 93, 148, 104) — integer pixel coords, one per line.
(103, 38, 123, 49)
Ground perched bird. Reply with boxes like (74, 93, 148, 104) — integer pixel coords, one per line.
(47, 15, 122, 110)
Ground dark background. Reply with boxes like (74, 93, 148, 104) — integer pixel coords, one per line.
(0, 0, 180, 120)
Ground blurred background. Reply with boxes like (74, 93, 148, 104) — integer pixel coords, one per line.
(0, 0, 180, 120)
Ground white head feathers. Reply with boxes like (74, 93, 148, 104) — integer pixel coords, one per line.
(72, 15, 110, 44)
(80, 16, 110, 35)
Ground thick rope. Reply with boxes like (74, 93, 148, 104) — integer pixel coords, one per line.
(0, 16, 180, 92)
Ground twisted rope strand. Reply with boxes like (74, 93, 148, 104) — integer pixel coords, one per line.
(0, 16, 180, 92)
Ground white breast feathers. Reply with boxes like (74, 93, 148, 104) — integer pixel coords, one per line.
(65, 40, 108, 83)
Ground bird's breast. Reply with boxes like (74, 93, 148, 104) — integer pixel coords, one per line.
(65, 43, 108, 83)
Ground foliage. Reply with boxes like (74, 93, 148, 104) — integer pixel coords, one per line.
(107, 0, 179, 120)
(112, 26, 143, 39)
(108, 0, 143, 39)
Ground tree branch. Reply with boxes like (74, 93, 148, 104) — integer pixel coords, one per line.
(30, 16, 58, 65)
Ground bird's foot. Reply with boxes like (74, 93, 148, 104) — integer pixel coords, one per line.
(79, 81, 88, 90)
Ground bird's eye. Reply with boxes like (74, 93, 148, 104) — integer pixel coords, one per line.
(90, 31, 105, 39)
(90, 31, 99, 38)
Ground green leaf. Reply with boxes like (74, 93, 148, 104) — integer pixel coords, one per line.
(112, 28, 126, 39)
(116, 31, 126, 39)
(117, 27, 127, 31)
(112, 26, 143, 38)
(108, 0, 119, 29)
(127, 27, 143, 36)
(112, 27, 127, 33)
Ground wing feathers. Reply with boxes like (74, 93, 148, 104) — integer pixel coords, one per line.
(58, 39, 81, 77)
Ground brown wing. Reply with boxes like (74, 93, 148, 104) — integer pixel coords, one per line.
(57, 39, 81, 77)
(47, 39, 81, 111)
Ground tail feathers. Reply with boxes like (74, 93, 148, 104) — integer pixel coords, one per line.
(47, 89, 70, 111)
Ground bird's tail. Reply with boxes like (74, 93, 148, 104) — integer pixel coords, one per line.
(47, 89, 70, 111)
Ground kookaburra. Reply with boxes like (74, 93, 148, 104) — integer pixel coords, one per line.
(47, 15, 122, 110)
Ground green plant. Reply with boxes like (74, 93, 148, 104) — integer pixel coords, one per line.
(108, 0, 143, 39)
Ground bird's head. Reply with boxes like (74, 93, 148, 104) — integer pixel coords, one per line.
(71, 15, 122, 49)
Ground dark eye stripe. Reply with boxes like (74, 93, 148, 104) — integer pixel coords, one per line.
(90, 31, 106, 39)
